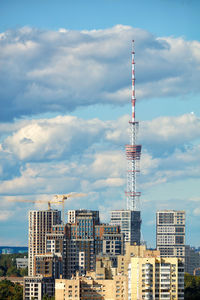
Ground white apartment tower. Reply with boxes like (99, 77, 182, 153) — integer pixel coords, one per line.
(67, 210, 76, 224)
(28, 209, 61, 276)
(156, 210, 185, 258)
(110, 210, 141, 245)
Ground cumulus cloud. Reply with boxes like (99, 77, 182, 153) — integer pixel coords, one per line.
(1, 113, 199, 166)
(0, 210, 14, 221)
(0, 112, 200, 188)
(140, 144, 200, 190)
(89, 150, 126, 178)
(193, 208, 200, 216)
(139, 113, 200, 154)
(2, 115, 108, 161)
(0, 26, 200, 120)
(0, 111, 200, 227)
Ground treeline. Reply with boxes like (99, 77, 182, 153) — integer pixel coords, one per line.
(0, 279, 55, 300)
(0, 279, 23, 300)
(185, 273, 200, 300)
(0, 253, 28, 277)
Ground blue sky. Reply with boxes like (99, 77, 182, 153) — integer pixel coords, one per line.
(0, 0, 200, 247)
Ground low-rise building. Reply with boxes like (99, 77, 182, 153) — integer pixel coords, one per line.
(23, 276, 54, 300)
(55, 273, 128, 300)
(16, 257, 28, 269)
(55, 252, 128, 299)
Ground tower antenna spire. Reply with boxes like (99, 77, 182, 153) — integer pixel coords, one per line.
(132, 40, 136, 122)
(125, 40, 142, 211)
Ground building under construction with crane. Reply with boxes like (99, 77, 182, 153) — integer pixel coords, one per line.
(110, 40, 142, 245)
(24, 42, 143, 299)
(27, 208, 124, 279)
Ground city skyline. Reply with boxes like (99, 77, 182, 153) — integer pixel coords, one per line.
(0, 0, 200, 247)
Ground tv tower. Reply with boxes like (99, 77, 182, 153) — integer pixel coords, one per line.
(110, 41, 142, 245)
(125, 40, 142, 211)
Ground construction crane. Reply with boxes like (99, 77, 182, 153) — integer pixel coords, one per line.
(54, 193, 86, 224)
(8, 199, 56, 210)
(8, 193, 87, 225)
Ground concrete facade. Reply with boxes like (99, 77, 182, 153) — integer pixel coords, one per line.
(129, 256, 184, 300)
(185, 245, 200, 275)
(110, 210, 141, 245)
(23, 276, 54, 300)
(55, 274, 128, 300)
(28, 209, 61, 276)
(156, 210, 185, 259)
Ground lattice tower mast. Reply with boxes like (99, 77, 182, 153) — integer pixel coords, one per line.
(125, 40, 142, 211)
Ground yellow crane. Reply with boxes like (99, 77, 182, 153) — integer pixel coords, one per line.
(54, 193, 86, 224)
(8, 193, 87, 224)
(8, 198, 54, 209)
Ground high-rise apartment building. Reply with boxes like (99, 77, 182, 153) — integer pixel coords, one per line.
(65, 209, 124, 278)
(67, 209, 100, 225)
(28, 209, 61, 276)
(110, 210, 141, 245)
(129, 255, 185, 300)
(185, 245, 200, 275)
(28, 209, 123, 280)
(156, 210, 185, 258)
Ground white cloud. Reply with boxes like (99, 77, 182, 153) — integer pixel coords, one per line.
(189, 196, 200, 202)
(0, 111, 200, 230)
(193, 208, 200, 216)
(93, 177, 125, 189)
(140, 113, 200, 152)
(0, 210, 14, 221)
(89, 150, 126, 178)
(2, 115, 107, 161)
(140, 151, 160, 175)
(0, 112, 200, 195)
(0, 26, 200, 120)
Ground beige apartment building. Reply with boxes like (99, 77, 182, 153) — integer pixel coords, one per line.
(55, 255, 128, 300)
(28, 209, 61, 276)
(55, 245, 184, 300)
(117, 243, 147, 275)
(128, 256, 184, 300)
(55, 274, 128, 300)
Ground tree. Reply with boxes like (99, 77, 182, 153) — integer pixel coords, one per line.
(0, 279, 23, 299)
(0, 279, 12, 299)
(19, 266, 28, 277)
(185, 273, 200, 300)
(7, 265, 20, 277)
(0, 253, 28, 277)
(12, 283, 23, 300)
(0, 267, 5, 276)
(42, 295, 55, 300)
(0, 279, 23, 300)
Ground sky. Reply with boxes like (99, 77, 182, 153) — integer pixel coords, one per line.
(0, 0, 200, 247)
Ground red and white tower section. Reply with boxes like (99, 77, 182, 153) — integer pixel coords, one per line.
(125, 40, 142, 211)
